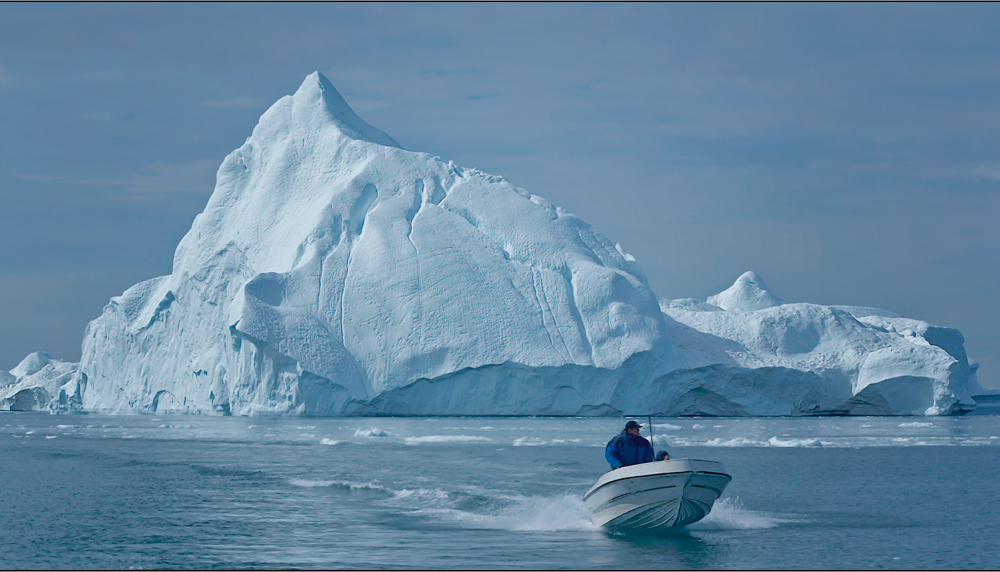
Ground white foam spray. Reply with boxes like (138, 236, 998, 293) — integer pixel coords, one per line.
(686, 497, 785, 530)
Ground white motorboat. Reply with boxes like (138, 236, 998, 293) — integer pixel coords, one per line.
(584, 458, 732, 531)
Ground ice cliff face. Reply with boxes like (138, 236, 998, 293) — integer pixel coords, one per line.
(49, 72, 976, 417)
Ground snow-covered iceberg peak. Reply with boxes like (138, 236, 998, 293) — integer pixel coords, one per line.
(282, 71, 401, 149)
(76, 71, 674, 416)
(707, 271, 784, 311)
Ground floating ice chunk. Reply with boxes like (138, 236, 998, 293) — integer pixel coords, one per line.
(700, 437, 764, 447)
(767, 436, 822, 447)
(354, 428, 394, 438)
(404, 435, 492, 444)
(653, 423, 682, 430)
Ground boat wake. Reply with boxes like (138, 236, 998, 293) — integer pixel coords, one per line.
(685, 497, 789, 530)
(286, 477, 598, 531)
(415, 492, 599, 531)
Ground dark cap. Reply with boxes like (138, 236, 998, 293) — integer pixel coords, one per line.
(625, 420, 642, 430)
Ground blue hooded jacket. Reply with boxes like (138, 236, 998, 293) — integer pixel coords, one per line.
(605, 430, 653, 469)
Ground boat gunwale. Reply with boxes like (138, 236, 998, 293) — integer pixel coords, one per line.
(584, 468, 731, 501)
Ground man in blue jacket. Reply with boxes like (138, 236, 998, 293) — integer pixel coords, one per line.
(605, 420, 654, 469)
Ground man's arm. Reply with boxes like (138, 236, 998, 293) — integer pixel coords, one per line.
(605, 439, 623, 469)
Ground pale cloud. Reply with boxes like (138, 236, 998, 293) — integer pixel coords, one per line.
(963, 162, 1000, 181)
(914, 161, 1000, 182)
(15, 160, 218, 200)
(73, 159, 219, 198)
(803, 159, 1000, 183)
(12, 172, 60, 182)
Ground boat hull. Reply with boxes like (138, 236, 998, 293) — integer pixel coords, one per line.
(584, 459, 731, 530)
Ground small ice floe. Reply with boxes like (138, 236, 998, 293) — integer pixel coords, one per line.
(898, 422, 934, 428)
(320, 438, 347, 446)
(354, 428, 394, 438)
(652, 435, 672, 447)
(404, 435, 492, 444)
(653, 423, 682, 431)
(24, 430, 36, 435)
(698, 437, 762, 447)
(46, 435, 57, 439)
(513, 436, 547, 446)
(767, 437, 822, 447)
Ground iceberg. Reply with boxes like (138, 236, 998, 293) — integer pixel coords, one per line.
(654, 273, 975, 416)
(1, 352, 79, 411)
(19, 71, 974, 417)
(73, 72, 676, 416)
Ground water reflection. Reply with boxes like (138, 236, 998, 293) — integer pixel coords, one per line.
(588, 528, 725, 569)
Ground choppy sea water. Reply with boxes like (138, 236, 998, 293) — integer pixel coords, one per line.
(2, 413, 999, 569)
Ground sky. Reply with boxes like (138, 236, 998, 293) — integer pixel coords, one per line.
(1, 3, 998, 388)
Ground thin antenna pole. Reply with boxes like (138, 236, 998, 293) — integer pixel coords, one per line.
(648, 415, 654, 459)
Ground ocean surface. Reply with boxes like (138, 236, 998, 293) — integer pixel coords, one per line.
(2, 413, 999, 570)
